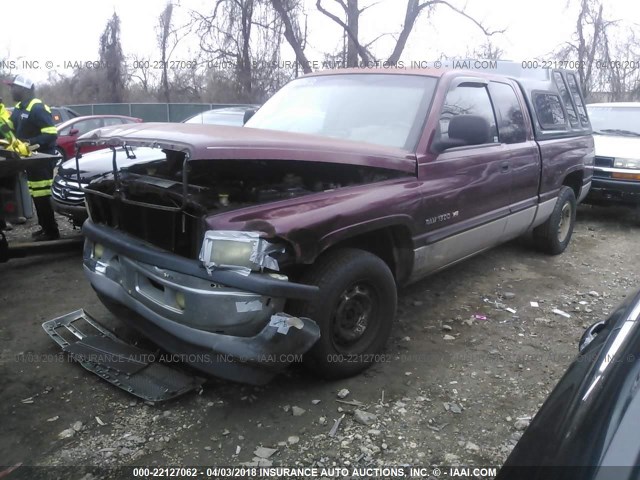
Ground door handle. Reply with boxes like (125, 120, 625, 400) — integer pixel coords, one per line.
(500, 162, 510, 173)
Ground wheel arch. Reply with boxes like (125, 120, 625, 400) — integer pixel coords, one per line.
(315, 223, 414, 284)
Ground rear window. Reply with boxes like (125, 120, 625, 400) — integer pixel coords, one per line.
(533, 93, 567, 130)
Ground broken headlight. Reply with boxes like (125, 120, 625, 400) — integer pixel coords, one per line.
(199, 231, 283, 274)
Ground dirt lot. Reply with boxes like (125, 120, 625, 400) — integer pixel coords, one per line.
(1, 205, 639, 477)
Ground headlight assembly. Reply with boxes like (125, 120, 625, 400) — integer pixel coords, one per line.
(199, 231, 283, 275)
(614, 158, 640, 169)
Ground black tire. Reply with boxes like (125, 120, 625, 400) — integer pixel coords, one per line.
(533, 186, 577, 255)
(290, 248, 397, 379)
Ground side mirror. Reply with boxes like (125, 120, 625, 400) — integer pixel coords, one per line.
(69, 128, 80, 136)
(432, 115, 491, 153)
(243, 108, 258, 125)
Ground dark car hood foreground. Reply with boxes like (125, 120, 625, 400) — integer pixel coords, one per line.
(498, 288, 640, 480)
(76, 122, 418, 174)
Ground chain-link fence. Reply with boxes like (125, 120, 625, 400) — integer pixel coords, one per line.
(66, 103, 254, 122)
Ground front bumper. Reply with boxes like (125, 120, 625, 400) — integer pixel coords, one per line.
(585, 172, 640, 206)
(82, 220, 320, 384)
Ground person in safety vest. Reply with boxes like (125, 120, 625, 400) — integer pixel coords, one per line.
(6, 75, 60, 241)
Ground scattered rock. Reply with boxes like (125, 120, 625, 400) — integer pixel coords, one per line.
(311, 399, 321, 405)
(534, 317, 551, 325)
(353, 409, 377, 426)
(442, 324, 453, 332)
(254, 446, 278, 459)
(58, 428, 75, 439)
(291, 406, 306, 417)
(465, 441, 480, 453)
(148, 442, 165, 452)
(72, 421, 83, 432)
(47, 416, 59, 422)
(503, 292, 516, 299)
(444, 453, 460, 464)
(319, 416, 327, 425)
(287, 436, 299, 445)
(449, 403, 463, 414)
(443, 335, 455, 341)
(337, 389, 350, 399)
(514, 419, 530, 430)
(588, 291, 600, 297)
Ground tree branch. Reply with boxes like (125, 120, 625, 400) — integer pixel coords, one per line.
(271, 0, 312, 73)
(316, 0, 373, 64)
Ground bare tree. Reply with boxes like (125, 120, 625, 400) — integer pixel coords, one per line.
(127, 54, 157, 96)
(270, 0, 312, 74)
(158, 2, 175, 102)
(553, 0, 640, 101)
(99, 12, 126, 103)
(312, 0, 504, 68)
(194, 0, 288, 101)
(469, 39, 504, 61)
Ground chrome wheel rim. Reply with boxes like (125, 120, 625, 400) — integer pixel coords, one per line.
(558, 202, 572, 242)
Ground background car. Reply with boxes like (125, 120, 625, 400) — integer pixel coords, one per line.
(51, 106, 80, 124)
(182, 106, 259, 126)
(52, 146, 165, 226)
(497, 287, 640, 479)
(55, 115, 143, 160)
(584, 102, 640, 207)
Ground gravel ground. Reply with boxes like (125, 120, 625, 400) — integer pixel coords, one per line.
(1, 204, 638, 477)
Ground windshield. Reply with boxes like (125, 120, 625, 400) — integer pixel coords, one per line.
(587, 105, 640, 136)
(245, 74, 437, 150)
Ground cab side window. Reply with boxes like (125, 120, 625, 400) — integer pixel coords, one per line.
(440, 85, 498, 144)
(488, 82, 527, 143)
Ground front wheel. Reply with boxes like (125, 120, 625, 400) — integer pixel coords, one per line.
(290, 248, 397, 379)
(533, 186, 577, 255)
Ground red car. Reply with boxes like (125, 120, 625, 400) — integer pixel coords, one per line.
(55, 115, 143, 160)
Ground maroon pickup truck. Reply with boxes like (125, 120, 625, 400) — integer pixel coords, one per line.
(74, 66, 593, 384)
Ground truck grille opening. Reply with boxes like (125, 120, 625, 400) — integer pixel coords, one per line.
(86, 193, 201, 259)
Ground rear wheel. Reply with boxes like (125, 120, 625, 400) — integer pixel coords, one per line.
(533, 186, 576, 255)
(290, 248, 397, 379)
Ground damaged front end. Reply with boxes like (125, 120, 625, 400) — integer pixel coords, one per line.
(75, 136, 328, 384)
(82, 219, 320, 385)
(72, 124, 411, 384)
